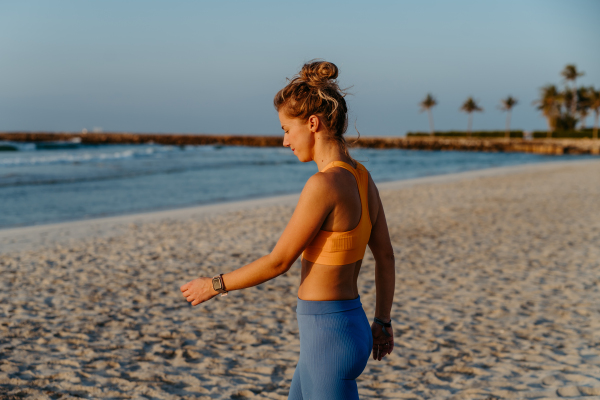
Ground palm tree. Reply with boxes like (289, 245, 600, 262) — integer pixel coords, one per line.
(561, 64, 584, 116)
(460, 97, 483, 136)
(533, 84, 560, 138)
(419, 94, 437, 136)
(576, 87, 590, 129)
(586, 87, 600, 140)
(499, 96, 518, 140)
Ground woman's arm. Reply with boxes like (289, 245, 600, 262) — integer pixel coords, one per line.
(180, 173, 335, 305)
(367, 188, 396, 360)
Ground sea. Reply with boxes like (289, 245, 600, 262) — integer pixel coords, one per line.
(0, 140, 593, 229)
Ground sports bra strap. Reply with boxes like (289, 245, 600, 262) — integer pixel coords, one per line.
(321, 160, 369, 224)
(321, 161, 359, 179)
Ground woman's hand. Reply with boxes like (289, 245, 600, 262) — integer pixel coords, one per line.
(371, 320, 394, 361)
(180, 277, 217, 306)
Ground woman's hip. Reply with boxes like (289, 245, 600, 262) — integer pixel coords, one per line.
(295, 296, 372, 379)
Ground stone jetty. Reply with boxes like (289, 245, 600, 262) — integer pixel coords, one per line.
(1, 132, 598, 155)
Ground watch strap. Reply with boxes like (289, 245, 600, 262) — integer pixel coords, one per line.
(374, 317, 392, 337)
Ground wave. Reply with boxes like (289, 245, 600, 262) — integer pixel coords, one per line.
(0, 144, 221, 167)
(0, 142, 37, 152)
(0, 158, 300, 187)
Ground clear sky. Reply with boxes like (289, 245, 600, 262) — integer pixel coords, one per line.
(1, 0, 599, 136)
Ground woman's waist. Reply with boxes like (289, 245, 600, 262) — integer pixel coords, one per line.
(298, 259, 361, 299)
(296, 295, 363, 315)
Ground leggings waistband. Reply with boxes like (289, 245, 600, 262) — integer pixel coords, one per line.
(296, 296, 363, 315)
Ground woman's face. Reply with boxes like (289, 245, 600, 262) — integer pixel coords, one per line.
(279, 111, 315, 163)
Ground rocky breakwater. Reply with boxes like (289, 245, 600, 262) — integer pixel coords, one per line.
(0, 132, 283, 147)
(1, 132, 599, 155)
(354, 136, 600, 155)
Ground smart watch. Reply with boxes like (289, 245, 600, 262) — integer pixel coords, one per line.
(212, 274, 228, 296)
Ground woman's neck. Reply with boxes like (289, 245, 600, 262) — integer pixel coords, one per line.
(313, 140, 353, 172)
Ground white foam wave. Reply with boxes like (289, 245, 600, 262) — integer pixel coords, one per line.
(0, 147, 163, 166)
(0, 144, 251, 167)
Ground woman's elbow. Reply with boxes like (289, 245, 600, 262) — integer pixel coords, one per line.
(269, 253, 294, 275)
(276, 261, 292, 275)
(386, 252, 395, 263)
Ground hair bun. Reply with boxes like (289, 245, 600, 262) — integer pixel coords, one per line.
(300, 60, 339, 86)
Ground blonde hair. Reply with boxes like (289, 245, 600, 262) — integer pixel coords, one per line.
(274, 60, 356, 159)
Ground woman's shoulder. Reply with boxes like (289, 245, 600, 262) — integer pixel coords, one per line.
(316, 166, 366, 204)
(299, 170, 333, 196)
(305, 168, 342, 192)
(301, 167, 349, 198)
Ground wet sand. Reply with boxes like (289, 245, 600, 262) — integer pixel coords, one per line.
(1, 160, 599, 399)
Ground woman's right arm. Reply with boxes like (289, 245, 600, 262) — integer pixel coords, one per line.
(368, 187, 396, 360)
(180, 173, 335, 305)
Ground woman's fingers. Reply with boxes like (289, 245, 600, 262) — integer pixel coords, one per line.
(181, 277, 217, 307)
(379, 344, 388, 360)
(372, 339, 393, 361)
(181, 279, 198, 300)
(373, 343, 385, 360)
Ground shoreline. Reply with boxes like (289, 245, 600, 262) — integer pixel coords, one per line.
(2, 158, 598, 254)
(2, 131, 599, 155)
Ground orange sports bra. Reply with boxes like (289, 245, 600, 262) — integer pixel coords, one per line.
(302, 161, 372, 266)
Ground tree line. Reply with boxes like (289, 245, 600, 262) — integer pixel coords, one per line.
(419, 64, 600, 139)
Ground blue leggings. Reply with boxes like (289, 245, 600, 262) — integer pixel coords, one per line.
(288, 296, 372, 400)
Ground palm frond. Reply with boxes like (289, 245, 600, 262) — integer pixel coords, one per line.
(419, 93, 437, 112)
(499, 96, 518, 111)
(561, 64, 584, 82)
(460, 97, 483, 113)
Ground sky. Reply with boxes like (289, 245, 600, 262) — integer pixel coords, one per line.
(1, 0, 599, 136)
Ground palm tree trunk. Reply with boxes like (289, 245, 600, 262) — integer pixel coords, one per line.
(427, 110, 435, 136)
(467, 113, 472, 137)
(594, 112, 599, 140)
(571, 80, 577, 118)
(505, 111, 512, 140)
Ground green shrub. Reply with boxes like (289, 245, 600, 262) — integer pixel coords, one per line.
(532, 130, 595, 138)
(406, 131, 523, 138)
(406, 129, 596, 139)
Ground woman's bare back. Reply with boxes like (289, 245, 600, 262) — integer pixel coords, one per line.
(298, 166, 381, 301)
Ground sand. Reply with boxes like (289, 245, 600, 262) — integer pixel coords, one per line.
(1, 159, 599, 399)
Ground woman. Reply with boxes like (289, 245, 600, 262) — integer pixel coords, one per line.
(180, 60, 395, 400)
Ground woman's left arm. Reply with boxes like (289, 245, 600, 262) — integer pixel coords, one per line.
(180, 174, 334, 306)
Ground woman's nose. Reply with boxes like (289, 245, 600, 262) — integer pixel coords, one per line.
(283, 136, 290, 147)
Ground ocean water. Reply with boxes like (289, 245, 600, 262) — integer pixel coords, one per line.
(0, 141, 591, 228)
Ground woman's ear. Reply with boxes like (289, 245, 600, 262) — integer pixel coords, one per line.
(308, 115, 320, 133)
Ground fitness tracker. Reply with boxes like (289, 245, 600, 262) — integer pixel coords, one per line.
(374, 317, 392, 337)
(212, 274, 228, 296)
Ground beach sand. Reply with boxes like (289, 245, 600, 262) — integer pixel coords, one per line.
(1, 160, 599, 399)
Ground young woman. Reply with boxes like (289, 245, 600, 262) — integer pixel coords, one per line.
(180, 60, 395, 400)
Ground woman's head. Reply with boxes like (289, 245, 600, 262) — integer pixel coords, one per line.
(275, 60, 351, 161)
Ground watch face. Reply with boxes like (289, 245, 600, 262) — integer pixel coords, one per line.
(212, 277, 222, 291)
